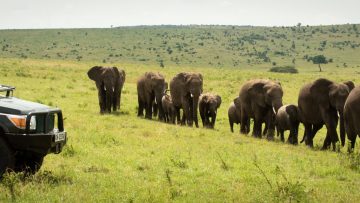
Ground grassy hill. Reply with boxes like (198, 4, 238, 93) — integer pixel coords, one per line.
(0, 25, 360, 202)
(1, 24, 360, 70)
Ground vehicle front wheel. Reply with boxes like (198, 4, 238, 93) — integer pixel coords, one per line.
(15, 152, 44, 174)
(0, 137, 15, 177)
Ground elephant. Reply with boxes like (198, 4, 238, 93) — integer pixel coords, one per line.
(152, 82, 168, 119)
(298, 78, 354, 150)
(239, 79, 283, 140)
(275, 104, 300, 145)
(137, 72, 166, 120)
(87, 66, 126, 114)
(170, 72, 203, 127)
(199, 93, 222, 128)
(161, 94, 176, 124)
(344, 85, 360, 151)
(229, 97, 251, 133)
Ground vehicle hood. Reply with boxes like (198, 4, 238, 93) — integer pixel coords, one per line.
(0, 97, 53, 114)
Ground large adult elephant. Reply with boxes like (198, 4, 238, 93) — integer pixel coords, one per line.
(137, 72, 166, 120)
(239, 79, 283, 139)
(298, 78, 354, 150)
(170, 72, 203, 127)
(344, 85, 360, 151)
(87, 66, 126, 114)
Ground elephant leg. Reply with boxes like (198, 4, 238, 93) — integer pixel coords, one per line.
(182, 100, 190, 126)
(246, 118, 250, 134)
(171, 110, 176, 124)
(349, 135, 357, 153)
(97, 85, 106, 114)
(263, 122, 268, 136)
(265, 110, 275, 140)
(105, 89, 112, 113)
(320, 110, 338, 150)
(280, 130, 285, 142)
(230, 120, 234, 133)
(302, 123, 313, 147)
(145, 103, 152, 119)
(200, 106, 206, 128)
(311, 123, 323, 140)
(112, 90, 117, 112)
(137, 96, 144, 117)
(288, 127, 298, 145)
(322, 133, 332, 150)
(252, 119, 262, 138)
(153, 102, 158, 117)
(345, 120, 356, 152)
(145, 96, 154, 119)
(240, 109, 249, 134)
(175, 107, 181, 125)
(166, 112, 169, 123)
(290, 122, 300, 145)
(188, 98, 194, 126)
(211, 114, 216, 129)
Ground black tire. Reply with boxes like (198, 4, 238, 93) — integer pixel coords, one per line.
(0, 137, 15, 177)
(15, 152, 44, 174)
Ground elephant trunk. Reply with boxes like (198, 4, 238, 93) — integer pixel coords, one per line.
(193, 96, 199, 128)
(155, 92, 164, 120)
(273, 99, 283, 113)
(339, 111, 345, 147)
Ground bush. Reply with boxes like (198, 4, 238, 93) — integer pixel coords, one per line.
(269, 66, 298, 74)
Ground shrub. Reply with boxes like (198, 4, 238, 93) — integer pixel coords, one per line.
(269, 66, 298, 74)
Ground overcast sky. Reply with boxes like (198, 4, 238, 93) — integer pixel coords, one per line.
(0, 0, 359, 29)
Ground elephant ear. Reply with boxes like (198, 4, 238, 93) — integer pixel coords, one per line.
(200, 94, 208, 104)
(215, 95, 222, 108)
(87, 66, 103, 81)
(343, 81, 355, 91)
(198, 73, 203, 82)
(310, 78, 333, 108)
(248, 82, 266, 107)
(176, 72, 187, 81)
(233, 97, 241, 108)
(119, 69, 126, 82)
(145, 72, 153, 79)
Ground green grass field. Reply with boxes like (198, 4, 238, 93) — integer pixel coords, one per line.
(0, 25, 360, 202)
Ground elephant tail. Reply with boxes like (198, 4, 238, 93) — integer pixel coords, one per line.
(300, 134, 305, 143)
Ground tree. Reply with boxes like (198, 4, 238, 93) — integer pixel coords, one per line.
(311, 55, 328, 72)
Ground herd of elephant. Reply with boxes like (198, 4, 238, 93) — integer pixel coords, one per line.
(87, 66, 360, 152)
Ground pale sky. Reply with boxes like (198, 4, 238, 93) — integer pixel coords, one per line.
(0, 0, 359, 29)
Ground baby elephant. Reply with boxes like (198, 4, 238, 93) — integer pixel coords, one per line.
(275, 104, 300, 145)
(228, 98, 241, 133)
(199, 93, 222, 128)
(161, 94, 176, 124)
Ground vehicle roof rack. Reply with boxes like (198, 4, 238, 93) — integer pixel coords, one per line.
(0, 85, 15, 97)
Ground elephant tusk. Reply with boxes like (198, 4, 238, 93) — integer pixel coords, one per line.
(154, 98, 157, 104)
(190, 93, 194, 98)
(337, 111, 340, 117)
(272, 107, 276, 114)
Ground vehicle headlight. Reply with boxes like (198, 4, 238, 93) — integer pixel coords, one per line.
(30, 116, 36, 130)
(6, 115, 36, 130)
(7, 114, 26, 129)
